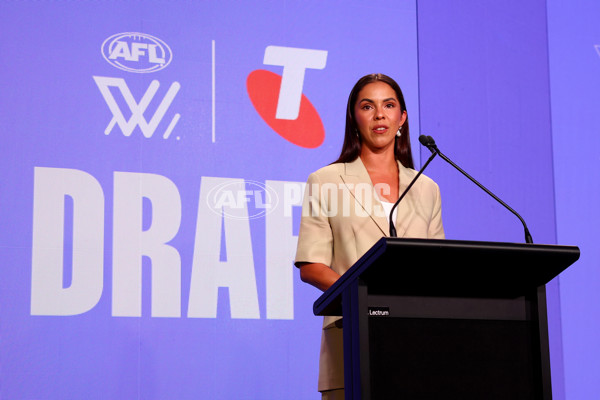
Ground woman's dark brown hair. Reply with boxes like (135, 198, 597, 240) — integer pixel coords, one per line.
(333, 73, 414, 169)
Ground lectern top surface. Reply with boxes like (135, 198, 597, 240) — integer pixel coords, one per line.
(314, 238, 580, 316)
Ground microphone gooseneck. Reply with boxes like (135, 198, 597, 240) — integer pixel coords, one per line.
(389, 135, 438, 237)
(424, 135, 533, 244)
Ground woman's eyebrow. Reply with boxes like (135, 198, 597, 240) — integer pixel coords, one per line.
(359, 97, 397, 103)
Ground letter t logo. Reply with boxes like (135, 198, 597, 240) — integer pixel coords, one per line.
(263, 46, 328, 120)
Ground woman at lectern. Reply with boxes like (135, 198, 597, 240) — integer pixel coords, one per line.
(294, 73, 445, 400)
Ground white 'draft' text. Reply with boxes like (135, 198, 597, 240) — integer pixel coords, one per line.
(31, 167, 304, 320)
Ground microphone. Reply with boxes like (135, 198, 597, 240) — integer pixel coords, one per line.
(388, 135, 438, 237)
(419, 135, 438, 153)
(423, 135, 533, 244)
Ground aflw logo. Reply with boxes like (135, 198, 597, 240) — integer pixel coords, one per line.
(95, 32, 180, 139)
(247, 46, 327, 148)
(93, 77, 180, 138)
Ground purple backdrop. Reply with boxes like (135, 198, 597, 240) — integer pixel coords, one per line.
(0, 0, 596, 399)
(0, 1, 419, 399)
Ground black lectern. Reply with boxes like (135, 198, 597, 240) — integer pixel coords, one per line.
(313, 238, 580, 400)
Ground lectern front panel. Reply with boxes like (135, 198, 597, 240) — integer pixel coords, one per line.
(369, 317, 535, 400)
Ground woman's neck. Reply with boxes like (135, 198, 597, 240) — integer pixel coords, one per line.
(360, 149, 397, 173)
(360, 149, 400, 202)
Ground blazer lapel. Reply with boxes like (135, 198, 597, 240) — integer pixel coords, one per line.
(340, 158, 390, 236)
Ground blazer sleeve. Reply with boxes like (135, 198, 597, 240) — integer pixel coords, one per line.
(427, 181, 445, 239)
(294, 172, 334, 267)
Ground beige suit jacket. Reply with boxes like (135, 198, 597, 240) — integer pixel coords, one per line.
(295, 157, 445, 391)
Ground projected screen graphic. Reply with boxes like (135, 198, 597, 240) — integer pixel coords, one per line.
(0, 2, 420, 398)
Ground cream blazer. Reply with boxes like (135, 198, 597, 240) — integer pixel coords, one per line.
(295, 157, 445, 391)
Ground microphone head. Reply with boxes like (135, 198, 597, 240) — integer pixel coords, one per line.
(419, 134, 439, 154)
(418, 135, 431, 146)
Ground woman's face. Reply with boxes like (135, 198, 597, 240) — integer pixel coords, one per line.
(353, 81, 407, 154)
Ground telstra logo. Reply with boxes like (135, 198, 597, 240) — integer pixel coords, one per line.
(247, 46, 327, 148)
(102, 32, 172, 73)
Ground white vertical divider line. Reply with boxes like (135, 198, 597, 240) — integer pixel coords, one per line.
(212, 40, 216, 143)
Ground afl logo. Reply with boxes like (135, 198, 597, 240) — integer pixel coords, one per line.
(101, 32, 172, 73)
(206, 180, 279, 220)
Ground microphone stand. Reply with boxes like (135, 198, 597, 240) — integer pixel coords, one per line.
(423, 135, 534, 244)
(389, 146, 438, 237)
